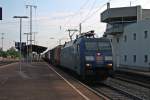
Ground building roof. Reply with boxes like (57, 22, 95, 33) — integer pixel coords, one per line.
(22, 45, 47, 54)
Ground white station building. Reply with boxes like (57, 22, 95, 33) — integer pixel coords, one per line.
(101, 5, 150, 71)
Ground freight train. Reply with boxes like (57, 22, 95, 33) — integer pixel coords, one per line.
(43, 30, 113, 80)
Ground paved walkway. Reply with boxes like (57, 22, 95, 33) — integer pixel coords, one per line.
(0, 62, 101, 100)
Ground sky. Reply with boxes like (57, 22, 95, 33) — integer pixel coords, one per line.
(0, 0, 150, 50)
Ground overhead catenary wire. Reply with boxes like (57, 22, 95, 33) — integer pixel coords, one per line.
(77, 0, 91, 12)
(64, 0, 106, 36)
(63, 0, 112, 38)
(79, 0, 97, 23)
(63, 0, 139, 26)
(64, 0, 90, 26)
(80, 0, 112, 24)
(109, 0, 138, 7)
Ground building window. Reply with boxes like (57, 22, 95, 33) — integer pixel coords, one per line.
(144, 31, 148, 39)
(124, 55, 127, 62)
(117, 38, 119, 43)
(144, 55, 148, 63)
(124, 35, 127, 42)
(133, 55, 136, 63)
(133, 33, 136, 40)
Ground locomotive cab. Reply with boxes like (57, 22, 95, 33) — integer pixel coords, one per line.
(78, 31, 113, 80)
(60, 30, 113, 81)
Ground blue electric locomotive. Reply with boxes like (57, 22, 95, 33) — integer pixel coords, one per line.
(60, 31, 113, 80)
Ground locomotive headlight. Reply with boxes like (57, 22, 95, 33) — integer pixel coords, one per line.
(107, 63, 113, 69)
(85, 64, 92, 69)
(85, 56, 94, 61)
(86, 64, 90, 66)
(107, 64, 112, 66)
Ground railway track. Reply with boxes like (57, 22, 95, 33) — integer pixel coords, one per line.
(77, 81, 110, 100)
(79, 81, 144, 100)
(73, 77, 145, 100)
(95, 83, 143, 100)
(102, 78, 150, 100)
(0, 61, 18, 67)
(114, 71, 150, 88)
(47, 63, 113, 100)
(0, 62, 9, 66)
(114, 75, 150, 89)
(77, 76, 150, 100)
(47, 63, 150, 100)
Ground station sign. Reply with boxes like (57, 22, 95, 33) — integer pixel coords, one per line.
(0, 7, 2, 20)
(15, 42, 26, 50)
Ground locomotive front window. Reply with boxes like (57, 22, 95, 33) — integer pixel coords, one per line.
(85, 41, 111, 51)
(85, 42, 98, 50)
(98, 42, 111, 50)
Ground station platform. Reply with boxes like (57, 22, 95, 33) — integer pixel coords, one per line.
(114, 67, 150, 86)
(115, 67, 150, 77)
(0, 61, 101, 100)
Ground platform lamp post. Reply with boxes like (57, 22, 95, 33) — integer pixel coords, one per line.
(13, 16, 28, 72)
(0, 33, 5, 51)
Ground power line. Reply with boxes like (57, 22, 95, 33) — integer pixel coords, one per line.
(81, 4, 106, 23)
(78, 0, 90, 11)
(64, 0, 90, 26)
(80, 0, 97, 23)
(66, 29, 78, 41)
(81, 0, 112, 23)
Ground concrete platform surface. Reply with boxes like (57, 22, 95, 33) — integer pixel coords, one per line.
(116, 67, 150, 77)
(0, 62, 101, 100)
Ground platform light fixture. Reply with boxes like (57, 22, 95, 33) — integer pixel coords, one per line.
(13, 16, 28, 72)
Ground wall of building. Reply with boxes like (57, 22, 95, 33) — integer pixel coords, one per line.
(102, 6, 150, 71)
(101, 6, 139, 22)
(142, 9, 150, 20)
(116, 20, 150, 71)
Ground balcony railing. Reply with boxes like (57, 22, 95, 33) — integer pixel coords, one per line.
(105, 24, 124, 35)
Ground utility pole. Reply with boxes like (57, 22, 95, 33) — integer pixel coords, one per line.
(58, 37, 69, 45)
(33, 32, 37, 45)
(1, 33, 5, 51)
(130, 1, 131, 6)
(26, 5, 37, 62)
(24, 33, 30, 63)
(13, 16, 28, 72)
(66, 29, 78, 41)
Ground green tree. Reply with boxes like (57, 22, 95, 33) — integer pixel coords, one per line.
(0, 48, 7, 58)
(7, 47, 19, 58)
